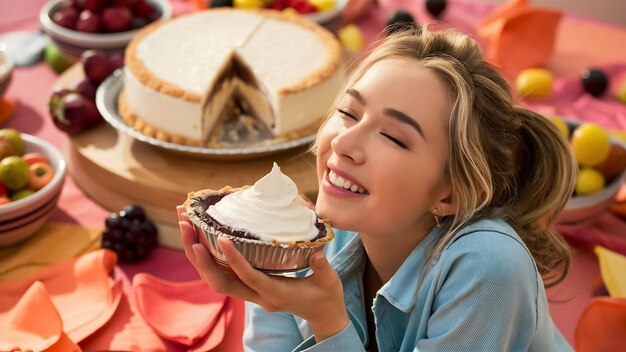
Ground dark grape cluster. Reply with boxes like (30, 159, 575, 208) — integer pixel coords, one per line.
(101, 205, 158, 263)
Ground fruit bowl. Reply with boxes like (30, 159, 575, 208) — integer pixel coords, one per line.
(39, 0, 172, 60)
(558, 119, 626, 225)
(0, 134, 67, 247)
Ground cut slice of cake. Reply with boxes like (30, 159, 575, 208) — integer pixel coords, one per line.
(121, 9, 344, 147)
(201, 53, 275, 146)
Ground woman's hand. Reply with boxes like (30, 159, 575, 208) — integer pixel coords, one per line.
(176, 205, 350, 342)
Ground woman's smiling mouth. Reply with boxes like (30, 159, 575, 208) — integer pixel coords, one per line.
(325, 168, 368, 195)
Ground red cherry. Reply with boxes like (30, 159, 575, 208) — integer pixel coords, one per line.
(78, 0, 104, 12)
(73, 78, 97, 101)
(289, 0, 317, 14)
(270, 0, 288, 10)
(101, 6, 133, 32)
(51, 7, 79, 29)
(82, 50, 114, 85)
(0, 183, 8, 198)
(133, 0, 159, 21)
(49, 91, 88, 134)
(83, 99, 104, 127)
(108, 52, 125, 71)
(112, 0, 137, 6)
(75, 10, 100, 33)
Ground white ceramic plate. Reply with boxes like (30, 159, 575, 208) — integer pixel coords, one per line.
(95, 69, 317, 160)
(304, 0, 348, 24)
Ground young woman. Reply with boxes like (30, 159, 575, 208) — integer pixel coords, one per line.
(178, 26, 576, 351)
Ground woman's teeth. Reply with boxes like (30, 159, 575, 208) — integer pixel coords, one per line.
(328, 170, 366, 194)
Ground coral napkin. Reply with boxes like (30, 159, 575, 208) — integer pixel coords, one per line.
(133, 273, 229, 346)
(477, 0, 561, 79)
(575, 297, 626, 352)
(0, 249, 122, 343)
(0, 282, 82, 351)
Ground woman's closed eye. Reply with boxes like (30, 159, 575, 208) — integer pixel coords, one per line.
(380, 132, 407, 149)
(337, 108, 358, 121)
(337, 108, 408, 149)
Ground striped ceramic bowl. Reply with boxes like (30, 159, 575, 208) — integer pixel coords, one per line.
(0, 134, 67, 246)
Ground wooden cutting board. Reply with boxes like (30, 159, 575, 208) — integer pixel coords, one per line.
(56, 64, 319, 250)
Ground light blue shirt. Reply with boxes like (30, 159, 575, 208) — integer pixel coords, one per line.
(243, 219, 573, 351)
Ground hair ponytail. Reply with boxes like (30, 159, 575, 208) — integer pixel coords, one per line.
(507, 108, 576, 286)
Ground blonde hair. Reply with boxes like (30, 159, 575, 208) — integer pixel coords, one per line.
(317, 26, 576, 287)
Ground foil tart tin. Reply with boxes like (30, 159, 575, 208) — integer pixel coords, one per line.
(185, 188, 333, 276)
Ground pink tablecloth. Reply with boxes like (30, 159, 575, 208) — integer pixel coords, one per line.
(2, 0, 626, 349)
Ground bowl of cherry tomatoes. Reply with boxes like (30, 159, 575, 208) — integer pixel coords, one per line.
(0, 130, 67, 246)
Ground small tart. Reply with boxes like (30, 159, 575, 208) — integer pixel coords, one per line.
(184, 186, 334, 274)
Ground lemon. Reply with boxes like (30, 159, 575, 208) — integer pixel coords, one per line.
(575, 167, 605, 196)
(310, 0, 335, 11)
(548, 115, 569, 139)
(571, 123, 611, 167)
(515, 68, 554, 99)
(338, 24, 365, 53)
(233, 0, 263, 9)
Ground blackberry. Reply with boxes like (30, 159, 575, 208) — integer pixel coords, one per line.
(386, 10, 419, 36)
(212, 0, 233, 7)
(581, 68, 609, 97)
(101, 205, 158, 263)
(426, 0, 447, 18)
(120, 204, 146, 222)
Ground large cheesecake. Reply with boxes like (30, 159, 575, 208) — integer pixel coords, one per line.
(120, 9, 344, 147)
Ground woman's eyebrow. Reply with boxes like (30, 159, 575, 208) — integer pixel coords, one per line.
(384, 108, 426, 140)
(346, 88, 366, 105)
(346, 88, 426, 140)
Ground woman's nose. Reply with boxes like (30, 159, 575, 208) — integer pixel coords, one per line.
(330, 124, 366, 164)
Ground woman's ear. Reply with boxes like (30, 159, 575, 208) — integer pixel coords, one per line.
(433, 183, 456, 217)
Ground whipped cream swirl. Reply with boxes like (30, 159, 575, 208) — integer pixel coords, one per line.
(206, 163, 319, 242)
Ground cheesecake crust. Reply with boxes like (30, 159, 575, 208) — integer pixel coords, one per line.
(118, 90, 323, 147)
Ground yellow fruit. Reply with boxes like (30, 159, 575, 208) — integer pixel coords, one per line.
(618, 80, 626, 104)
(515, 68, 554, 99)
(309, 0, 336, 11)
(233, 0, 263, 9)
(548, 115, 569, 139)
(571, 123, 611, 167)
(338, 24, 365, 53)
(575, 167, 605, 196)
(11, 189, 35, 201)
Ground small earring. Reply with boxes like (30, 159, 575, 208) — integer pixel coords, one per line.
(433, 208, 441, 227)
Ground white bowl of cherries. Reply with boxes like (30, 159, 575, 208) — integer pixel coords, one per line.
(40, 0, 172, 57)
